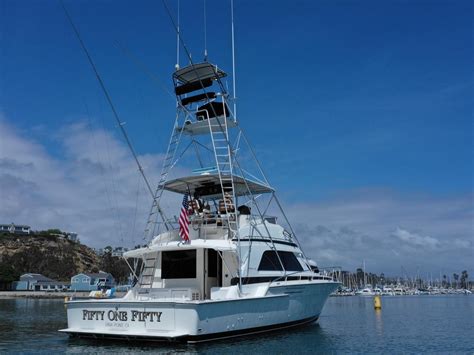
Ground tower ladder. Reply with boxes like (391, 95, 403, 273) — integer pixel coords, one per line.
(206, 105, 238, 238)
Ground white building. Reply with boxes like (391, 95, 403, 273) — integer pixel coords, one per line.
(0, 223, 31, 235)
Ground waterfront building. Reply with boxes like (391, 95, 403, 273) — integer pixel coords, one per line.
(93, 248, 104, 256)
(12, 273, 70, 291)
(70, 271, 115, 291)
(111, 246, 129, 257)
(0, 223, 31, 235)
(67, 232, 78, 241)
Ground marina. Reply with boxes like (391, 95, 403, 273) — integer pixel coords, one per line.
(333, 286, 473, 297)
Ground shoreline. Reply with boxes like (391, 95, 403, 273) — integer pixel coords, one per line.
(0, 291, 125, 299)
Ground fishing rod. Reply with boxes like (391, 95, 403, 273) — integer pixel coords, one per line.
(60, 1, 170, 230)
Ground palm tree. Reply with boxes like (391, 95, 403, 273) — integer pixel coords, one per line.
(453, 273, 459, 288)
(460, 270, 469, 289)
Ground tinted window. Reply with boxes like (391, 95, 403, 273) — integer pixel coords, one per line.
(162, 250, 196, 279)
(258, 251, 283, 271)
(258, 251, 303, 272)
(279, 251, 303, 271)
(207, 249, 218, 277)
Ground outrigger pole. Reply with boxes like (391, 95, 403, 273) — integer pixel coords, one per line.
(60, 1, 170, 230)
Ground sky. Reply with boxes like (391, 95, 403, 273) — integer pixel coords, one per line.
(0, 0, 472, 278)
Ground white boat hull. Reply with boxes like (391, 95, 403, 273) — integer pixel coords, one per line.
(60, 281, 337, 342)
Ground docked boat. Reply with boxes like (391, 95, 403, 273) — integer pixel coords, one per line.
(382, 286, 394, 296)
(59, 8, 339, 342)
(356, 286, 375, 296)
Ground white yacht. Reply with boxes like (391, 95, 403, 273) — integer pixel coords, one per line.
(356, 286, 375, 296)
(373, 287, 382, 295)
(382, 286, 394, 296)
(59, 9, 339, 341)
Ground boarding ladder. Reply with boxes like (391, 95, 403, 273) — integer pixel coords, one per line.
(137, 251, 159, 294)
(206, 103, 238, 238)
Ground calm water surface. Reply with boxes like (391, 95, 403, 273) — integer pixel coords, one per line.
(0, 295, 472, 354)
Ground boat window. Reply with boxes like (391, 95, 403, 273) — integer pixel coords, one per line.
(207, 249, 218, 277)
(162, 250, 197, 279)
(258, 251, 283, 271)
(279, 252, 304, 271)
(258, 251, 303, 272)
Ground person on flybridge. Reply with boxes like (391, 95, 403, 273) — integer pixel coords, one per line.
(189, 196, 202, 215)
(218, 193, 235, 214)
(185, 192, 243, 227)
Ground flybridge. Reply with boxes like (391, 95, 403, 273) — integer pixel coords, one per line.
(173, 62, 234, 135)
(163, 174, 273, 198)
(174, 62, 227, 84)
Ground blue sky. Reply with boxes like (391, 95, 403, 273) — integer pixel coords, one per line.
(1, 1, 472, 276)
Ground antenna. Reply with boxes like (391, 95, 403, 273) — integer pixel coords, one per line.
(204, 0, 208, 61)
(231, 0, 237, 120)
(176, 0, 180, 70)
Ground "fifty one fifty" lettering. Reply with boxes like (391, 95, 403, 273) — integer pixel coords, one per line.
(82, 310, 163, 322)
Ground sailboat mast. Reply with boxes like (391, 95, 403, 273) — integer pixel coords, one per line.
(363, 260, 367, 286)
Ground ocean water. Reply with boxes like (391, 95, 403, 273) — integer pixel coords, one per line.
(0, 295, 472, 354)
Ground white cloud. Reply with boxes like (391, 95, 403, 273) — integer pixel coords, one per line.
(1, 116, 472, 276)
(0, 117, 168, 248)
(285, 191, 473, 275)
(391, 227, 440, 248)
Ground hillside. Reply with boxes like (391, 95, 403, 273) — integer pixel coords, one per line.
(0, 232, 101, 283)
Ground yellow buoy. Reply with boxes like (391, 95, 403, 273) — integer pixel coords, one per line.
(374, 295, 382, 309)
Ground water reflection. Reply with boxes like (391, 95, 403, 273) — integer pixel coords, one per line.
(374, 309, 383, 336)
(1, 296, 473, 353)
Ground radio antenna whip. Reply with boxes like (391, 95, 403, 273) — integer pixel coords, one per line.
(204, 0, 208, 61)
(176, 0, 180, 69)
(231, 0, 237, 120)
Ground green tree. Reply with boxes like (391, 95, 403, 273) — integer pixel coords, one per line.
(0, 262, 20, 283)
(100, 254, 130, 284)
(46, 229, 63, 234)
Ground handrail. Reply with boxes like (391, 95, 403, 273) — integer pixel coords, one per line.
(267, 267, 342, 287)
(318, 266, 343, 282)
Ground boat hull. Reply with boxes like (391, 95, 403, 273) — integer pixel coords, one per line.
(60, 281, 337, 343)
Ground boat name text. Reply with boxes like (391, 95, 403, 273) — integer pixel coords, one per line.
(82, 310, 162, 322)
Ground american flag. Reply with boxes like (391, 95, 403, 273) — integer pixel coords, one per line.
(179, 193, 190, 243)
